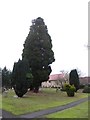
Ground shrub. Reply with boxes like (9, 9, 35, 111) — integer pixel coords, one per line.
(64, 83, 76, 97)
(64, 83, 76, 92)
(69, 85, 76, 92)
(64, 83, 70, 90)
(88, 83, 90, 87)
(79, 84, 85, 89)
(83, 85, 90, 93)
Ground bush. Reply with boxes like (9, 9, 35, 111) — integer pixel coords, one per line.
(64, 83, 70, 90)
(64, 83, 76, 92)
(64, 83, 76, 97)
(69, 85, 76, 92)
(83, 85, 90, 93)
(79, 84, 85, 89)
(88, 83, 90, 87)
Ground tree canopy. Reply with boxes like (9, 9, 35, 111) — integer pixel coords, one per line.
(69, 69, 80, 92)
(12, 59, 30, 97)
(2, 67, 11, 89)
(22, 17, 55, 92)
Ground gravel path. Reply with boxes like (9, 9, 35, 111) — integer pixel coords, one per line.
(1, 97, 89, 119)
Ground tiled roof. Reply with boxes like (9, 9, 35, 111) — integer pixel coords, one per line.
(48, 74, 90, 84)
(49, 74, 64, 81)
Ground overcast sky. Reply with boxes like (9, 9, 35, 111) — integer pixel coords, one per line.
(0, 0, 88, 76)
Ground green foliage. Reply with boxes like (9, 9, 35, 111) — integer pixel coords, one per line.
(12, 59, 30, 97)
(79, 84, 85, 89)
(83, 85, 90, 93)
(2, 67, 12, 89)
(64, 83, 76, 92)
(26, 72, 34, 89)
(69, 85, 76, 92)
(69, 69, 80, 92)
(64, 83, 76, 97)
(22, 17, 55, 92)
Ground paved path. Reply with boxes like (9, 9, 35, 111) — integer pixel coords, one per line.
(2, 110, 16, 118)
(1, 97, 90, 119)
(20, 97, 89, 118)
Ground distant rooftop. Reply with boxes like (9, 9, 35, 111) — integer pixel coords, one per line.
(49, 74, 64, 81)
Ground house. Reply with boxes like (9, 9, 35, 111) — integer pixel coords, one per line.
(42, 73, 90, 88)
(42, 74, 68, 88)
(79, 77, 90, 85)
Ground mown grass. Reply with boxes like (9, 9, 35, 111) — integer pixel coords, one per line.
(45, 101, 89, 118)
(2, 88, 88, 115)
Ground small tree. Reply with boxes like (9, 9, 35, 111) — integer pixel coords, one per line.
(69, 69, 80, 92)
(2, 67, 12, 89)
(12, 59, 29, 97)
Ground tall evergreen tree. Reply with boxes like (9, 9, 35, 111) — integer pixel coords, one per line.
(12, 59, 29, 97)
(2, 67, 11, 89)
(22, 17, 55, 92)
(69, 69, 80, 92)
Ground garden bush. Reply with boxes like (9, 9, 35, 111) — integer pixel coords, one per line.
(64, 83, 76, 97)
(83, 85, 90, 93)
(88, 83, 90, 87)
(79, 84, 85, 89)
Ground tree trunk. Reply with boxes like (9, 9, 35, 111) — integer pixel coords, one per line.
(33, 86, 39, 93)
(30, 85, 34, 91)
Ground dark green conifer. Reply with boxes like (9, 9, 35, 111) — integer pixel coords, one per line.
(22, 17, 55, 92)
(69, 69, 80, 92)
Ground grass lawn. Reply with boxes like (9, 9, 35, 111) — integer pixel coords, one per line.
(2, 88, 88, 115)
(45, 101, 89, 118)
